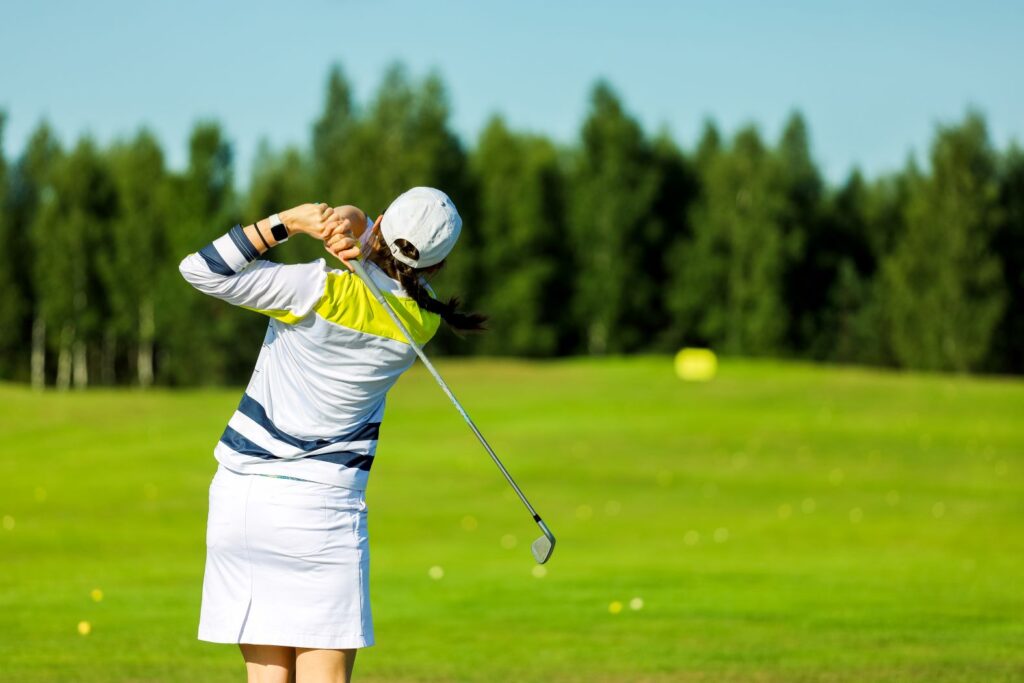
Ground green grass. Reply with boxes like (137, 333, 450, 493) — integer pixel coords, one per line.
(1, 357, 1022, 682)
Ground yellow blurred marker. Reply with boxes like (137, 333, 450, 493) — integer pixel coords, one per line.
(91, 588, 103, 602)
(428, 566, 444, 580)
(77, 621, 91, 636)
(674, 348, 718, 382)
(608, 601, 623, 615)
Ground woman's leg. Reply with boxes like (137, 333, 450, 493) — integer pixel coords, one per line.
(295, 648, 357, 683)
(240, 643, 296, 683)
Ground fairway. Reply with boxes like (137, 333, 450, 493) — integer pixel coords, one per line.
(1, 358, 1021, 682)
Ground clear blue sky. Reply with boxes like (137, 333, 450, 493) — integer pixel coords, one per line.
(2, 0, 1022, 186)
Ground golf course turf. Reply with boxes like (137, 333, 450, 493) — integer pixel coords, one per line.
(1, 357, 1021, 682)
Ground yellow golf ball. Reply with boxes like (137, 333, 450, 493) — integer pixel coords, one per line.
(674, 348, 718, 382)
(77, 621, 91, 636)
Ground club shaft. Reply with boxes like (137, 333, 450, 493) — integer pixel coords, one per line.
(350, 259, 543, 522)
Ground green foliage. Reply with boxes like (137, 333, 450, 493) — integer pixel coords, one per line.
(989, 144, 1024, 373)
(880, 113, 1006, 372)
(0, 66, 1022, 383)
(248, 141, 317, 263)
(650, 131, 699, 351)
(469, 116, 569, 356)
(570, 82, 663, 354)
(694, 118, 722, 174)
(101, 130, 170, 385)
(776, 112, 824, 350)
(312, 64, 356, 204)
(673, 125, 791, 354)
(343, 65, 469, 215)
(29, 136, 117, 389)
(9, 123, 62, 383)
(156, 122, 243, 386)
(0, 112, 19, 377)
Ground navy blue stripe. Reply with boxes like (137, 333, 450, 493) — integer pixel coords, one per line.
(237, 393, 380, 451)
(220, 426, 273, 457)
(199, 243, 234, 276)
(228, 223, 260, 262)
(220, 427, 374, 471)
(308, 452, 375, 471)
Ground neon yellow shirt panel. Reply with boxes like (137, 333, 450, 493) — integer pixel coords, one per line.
(239, 304, 319, 325)
(314, 271, 441, 345)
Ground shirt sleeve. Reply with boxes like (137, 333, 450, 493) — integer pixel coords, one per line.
(178, 225, 328, 324)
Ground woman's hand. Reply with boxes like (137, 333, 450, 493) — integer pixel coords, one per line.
(324, 232, 360, 272)
(323, 205, 368, 272)
(278, 203, 341, 240)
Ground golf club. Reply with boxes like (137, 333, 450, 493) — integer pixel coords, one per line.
(346, 229, 556, 564)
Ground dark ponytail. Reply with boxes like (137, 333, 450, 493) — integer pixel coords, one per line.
(367, 232, 487, 335)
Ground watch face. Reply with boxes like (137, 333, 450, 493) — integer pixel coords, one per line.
(271, 222, 289, 242)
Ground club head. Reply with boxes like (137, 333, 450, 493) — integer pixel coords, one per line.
(531, 520, 556, 564)
(531, 534, 554, 564)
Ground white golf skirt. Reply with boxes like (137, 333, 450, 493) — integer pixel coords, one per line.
(198, 464, 374, 649)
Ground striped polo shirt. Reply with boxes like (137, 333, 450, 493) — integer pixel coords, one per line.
(178, 224, 440, 490)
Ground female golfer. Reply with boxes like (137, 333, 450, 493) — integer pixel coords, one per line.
(178, 187, 484, 683)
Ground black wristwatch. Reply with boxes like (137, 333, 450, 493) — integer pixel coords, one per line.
(268, 213, 290, 243)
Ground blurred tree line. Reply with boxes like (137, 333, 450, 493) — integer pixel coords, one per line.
(0, 64, 1021, 387)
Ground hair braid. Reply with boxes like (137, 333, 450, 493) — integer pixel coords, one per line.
(367, 231, 487, 335)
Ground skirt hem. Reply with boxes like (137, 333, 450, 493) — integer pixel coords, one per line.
(198, 630, 375, 650)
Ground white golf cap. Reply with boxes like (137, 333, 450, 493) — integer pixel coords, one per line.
(380, 187, 462, 268)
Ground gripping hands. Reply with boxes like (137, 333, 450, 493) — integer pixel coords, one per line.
(276, 202, 367, 272)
